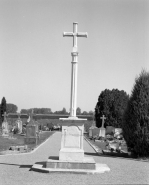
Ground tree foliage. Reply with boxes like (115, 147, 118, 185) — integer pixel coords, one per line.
(122, 70, 149, 156)
(0, 97, 7, 124)
(7, 103, 18, 113)
(54, 107, 69, 115)
(76, 107, 81, 115)
(21, 108, 52, 114)
(20, 107, 92, 116)
(95, 89, 129, 128)
(82, 111, 88, 115)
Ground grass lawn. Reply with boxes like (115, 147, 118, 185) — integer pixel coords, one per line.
(86, 136, 128, 152)
(85, 135, 149, 161)
(0, 131, 55, 152)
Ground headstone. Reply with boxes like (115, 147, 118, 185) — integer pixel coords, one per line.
(88, 112, 100, 138)
(2, 112, 9, 137)
(15, 113, 22, 134)
(24, 110, 39, 144)
(89, 120, 97, 138)
(92, 127, 100, 138)
(106, 126, 115, 135)
(99, 115, 106, 137)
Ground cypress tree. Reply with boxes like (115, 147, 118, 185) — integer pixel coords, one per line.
(122, 70, 149, 156)
(0, 97, 7, 126)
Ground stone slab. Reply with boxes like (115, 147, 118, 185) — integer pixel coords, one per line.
(46, 156, 96, 169)
(31, 163, 110, 174)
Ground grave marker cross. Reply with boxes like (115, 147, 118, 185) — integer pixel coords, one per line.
(100, 115, 106, 128)
(17, 113, 21, 119)
(2, 112, 8, 122)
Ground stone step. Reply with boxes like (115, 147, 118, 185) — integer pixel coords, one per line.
(46, 156, 96, 170)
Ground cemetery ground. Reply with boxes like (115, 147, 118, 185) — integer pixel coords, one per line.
(85, 134, 149, 162)
(0, 131, 55, 154)
(0, 132, 149, 185)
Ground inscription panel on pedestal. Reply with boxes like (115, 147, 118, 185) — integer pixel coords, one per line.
(64, 126, 81, 148)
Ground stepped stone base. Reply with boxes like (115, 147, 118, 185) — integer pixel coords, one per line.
(46, 156, 95, 169)
(31, 156, 110, 174)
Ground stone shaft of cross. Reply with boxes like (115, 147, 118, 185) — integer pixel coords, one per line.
(100, 115, 106, 128)
(63, 22, 88, 117)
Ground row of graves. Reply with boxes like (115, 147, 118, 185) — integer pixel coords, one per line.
(88, 115, 127, 156)
(0, 111, 40, 153)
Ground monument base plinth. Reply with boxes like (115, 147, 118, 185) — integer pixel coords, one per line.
(30, 117, 110, 174)
(31, 156, 110, 174)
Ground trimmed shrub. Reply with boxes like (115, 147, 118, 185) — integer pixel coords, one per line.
(122, 70, 149, 156)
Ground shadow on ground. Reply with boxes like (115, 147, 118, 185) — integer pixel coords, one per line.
(0, 162, 33, 168)
(84, 152, 149, 162)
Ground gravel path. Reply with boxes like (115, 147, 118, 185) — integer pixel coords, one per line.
(0, 132, 149, 185)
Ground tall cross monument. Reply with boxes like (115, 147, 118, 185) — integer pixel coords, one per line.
(63, 22, 88, 118)
(31, 22, 110, 174)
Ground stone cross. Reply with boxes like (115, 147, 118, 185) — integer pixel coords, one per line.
(100, 115, 106, 128)
(63, 22, 88, 118)
(16, 113, 22, 133)
(30, 109, 34, 120)
(17, 113, 21, 119)
(2, 112, 8, 122)
(27, 109, 34, 123)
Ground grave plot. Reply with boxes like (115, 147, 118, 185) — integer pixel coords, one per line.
(0, 131, 55, 155)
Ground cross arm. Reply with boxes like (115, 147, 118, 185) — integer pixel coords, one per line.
(63, 32, 74, 37)
(77, 32, 88, 38)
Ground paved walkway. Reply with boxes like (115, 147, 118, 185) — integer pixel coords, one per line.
(0, 132, 149, 185)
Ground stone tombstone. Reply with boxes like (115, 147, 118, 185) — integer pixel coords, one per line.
(99, 115, 106, 138)
(15, 114, 22, 134)
(2, 112, 9, 137)
(92, 127, 100, 138)
(89, 125, 96, 138)
(89, 118, 96, 138)
(59, 120, 85, 162)
(106, 126, 115, 135)
(25, 111, 39, 144)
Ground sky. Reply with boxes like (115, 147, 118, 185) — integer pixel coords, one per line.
(0, 0, 149, 113)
